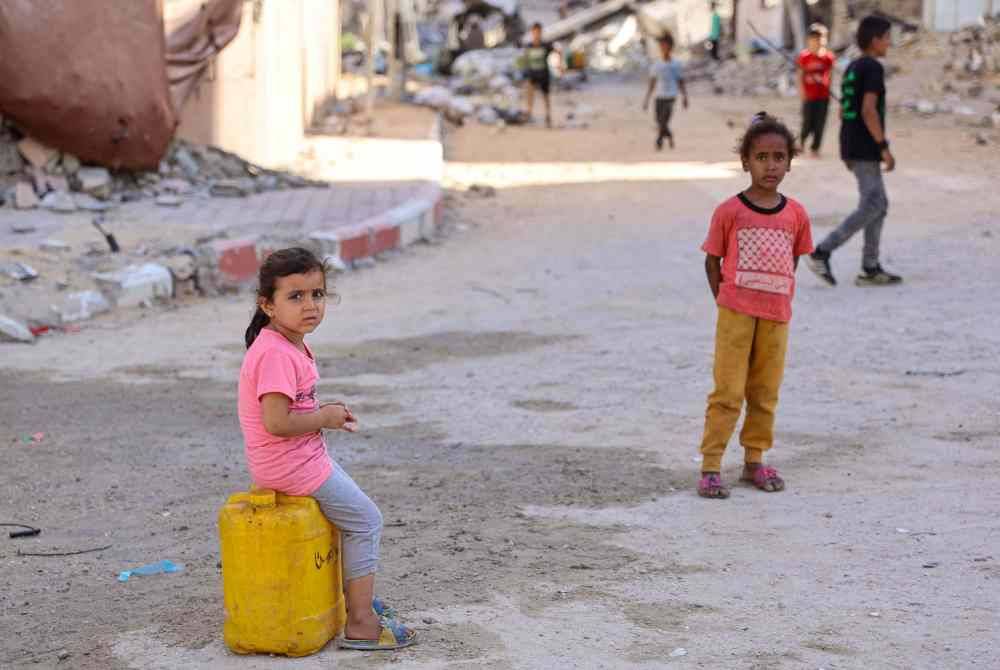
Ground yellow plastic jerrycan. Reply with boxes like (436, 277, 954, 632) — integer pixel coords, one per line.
(218, 488, 347, 656)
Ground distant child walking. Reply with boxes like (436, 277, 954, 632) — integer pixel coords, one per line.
(521, 22, 559, 128)
(697, 113, 814, 499)
(797, 23, 835, 156)
(642, 33, 688, 150)
(807, 15, 901, 287)
(238, 248, 416, 650)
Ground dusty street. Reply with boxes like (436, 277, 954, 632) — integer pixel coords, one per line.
(2, 79, 999, 669)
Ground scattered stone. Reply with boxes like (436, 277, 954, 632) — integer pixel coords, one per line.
(74, 193, 114, 211)
(41, 190, 77, 213)
(0, 314, 34, 343)
(916, 100, 936, 115)
(77, 167, 113, 198)
(0, 140, 24, 175)
(56, 290, 112, 323)
(40, 239, 72, 252)
(173, 146, 200, 179)
(1, 261, 39, 281)
(46, 175, 70, 193)
(353, 257, 376, 269)
(94, 263, 173, 308)
(14, 181, 39, 209)
(17, 137, 57, 168)
(975, 133, 989, 146)
(162, 254, 197, 282)
(210, 179, 252, 198)
(155, 194, 184, 207)
(670, 648, 688, 657)
(58, 651, 71, 662)
(468, 183, 496, 198)
(159, 178, 194, 194)
(10, 221, 37, 234)
(61, 153, 81, 175)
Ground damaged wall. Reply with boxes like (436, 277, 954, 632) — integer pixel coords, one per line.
(171, 0, 341, 169)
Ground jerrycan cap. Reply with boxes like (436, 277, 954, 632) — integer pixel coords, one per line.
(248, 489, 277, 508)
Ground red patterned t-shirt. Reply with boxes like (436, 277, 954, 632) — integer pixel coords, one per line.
(701, 193, 813, 323)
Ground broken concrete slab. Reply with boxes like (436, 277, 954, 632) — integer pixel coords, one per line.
(56, 289, 112, 323)
(209, 179, 253, 197)
(155, 194, 184, 207)
(40, 239, 72, 252)
(17, 137, 57, 168)
(1, 261, 39, 281)
(0, 314, 34, 343)
(40, 190, 77, 213)
(94, 263, 173, 308)
(61, 153, 81, 175)
(15, 181, 39, 209)
(76, 167, 112, 198)
(74, 193, 114, 212)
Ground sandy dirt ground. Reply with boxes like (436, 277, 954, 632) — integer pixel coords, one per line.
(2, 78, 999, 670)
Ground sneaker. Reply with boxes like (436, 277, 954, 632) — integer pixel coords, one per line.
(855, 264, 902, 286)
(806, 251, 837, 286)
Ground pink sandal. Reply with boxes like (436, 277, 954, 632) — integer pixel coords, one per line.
(697, 473, 730, 499)
(743, 465, 785, 492)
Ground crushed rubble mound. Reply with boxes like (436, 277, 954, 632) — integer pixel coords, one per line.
(0, 117, 325, 215)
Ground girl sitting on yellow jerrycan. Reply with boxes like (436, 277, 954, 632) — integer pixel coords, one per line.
(237, 247, 417, 651)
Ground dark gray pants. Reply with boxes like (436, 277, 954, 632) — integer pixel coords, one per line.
(800, 99, 829, 152)
(655, 97, 675, 141)
(816, 161, 887, 269)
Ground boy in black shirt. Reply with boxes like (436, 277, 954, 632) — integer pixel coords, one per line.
(807, 16, 902, 287)
(522, 23, 556, 128)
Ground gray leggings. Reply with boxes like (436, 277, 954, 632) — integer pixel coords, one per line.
(310, 465, 383, 581)
(816, 160, 887, 269)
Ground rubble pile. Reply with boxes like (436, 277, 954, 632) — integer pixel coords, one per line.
(892, 18, 1000, 127)
(710, 55, 796, 97)
(413, 48, 525, 125)
(568, 16, 650, 74)
(0, 117, 323, 215)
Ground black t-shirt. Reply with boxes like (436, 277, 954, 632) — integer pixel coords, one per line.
(839, 56, 886, 161)
(523, 45, 552, 77)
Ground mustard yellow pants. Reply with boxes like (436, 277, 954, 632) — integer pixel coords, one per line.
(700, 306, 789, 472)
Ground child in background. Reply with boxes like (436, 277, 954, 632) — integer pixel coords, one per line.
(238, 248, 416, 650)
(522, 22, 557, 127)
(642, 33, 688, 150)
(797, 23, 835, 157)
(807, 15, 901, 287)
(697, 113, 813, 499)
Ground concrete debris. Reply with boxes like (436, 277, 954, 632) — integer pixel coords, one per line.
(17, 137, 58, 169)
(155, 194, 184, 207)
(10, 222, 36, 234)
(94, 262, 174, 308)
(40, 239, 72, 253)
(209, 178, 254, 198)
(712, 55, 795, 97)
(74, 193, 114, 212)
(0, 314, 34, 343)
(40, 191, 77, 213)
(14, 181, 39, 209)
(61, 154, 81, 175)
(56, 290, 111, 323)
(0, 139, 23, 175)
(76, 167, 113, 198)
(1, 261, 39, 281)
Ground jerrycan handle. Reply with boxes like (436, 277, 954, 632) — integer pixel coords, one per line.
(248, 489, 277, 508)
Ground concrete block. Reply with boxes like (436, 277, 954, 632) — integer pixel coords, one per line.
(57, 290, 111, 323)
(371, 225, 400, 255)
(306, 231, 341, 258)
(94, 263, 174, 308)
(17, 137, 57, 168)
(338, 227, 371, 263)
(0, 315, 34, 343)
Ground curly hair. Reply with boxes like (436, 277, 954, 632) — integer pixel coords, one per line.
(736, 111, 797, 161)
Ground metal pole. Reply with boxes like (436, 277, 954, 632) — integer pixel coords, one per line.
(365, 0, 378, 119)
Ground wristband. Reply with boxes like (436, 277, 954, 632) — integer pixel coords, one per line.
(878, 140, 890, 150)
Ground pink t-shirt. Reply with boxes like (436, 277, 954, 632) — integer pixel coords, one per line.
(701, 193, 814, 323)
(237, 329, 333, 496)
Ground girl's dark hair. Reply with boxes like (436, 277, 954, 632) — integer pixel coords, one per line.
(245, 247, 329, 349)
(857, 15, 891, 49)
(659, 32, 675, 48)
(737, 111, 797, 161)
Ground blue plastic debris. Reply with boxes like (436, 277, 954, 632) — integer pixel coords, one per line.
(118, 559, 184, 582)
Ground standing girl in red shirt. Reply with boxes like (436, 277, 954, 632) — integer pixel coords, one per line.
(697, 113, 814, 499)
(797, 23, 835, 157)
